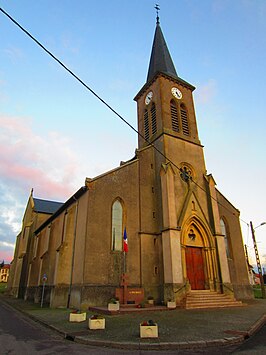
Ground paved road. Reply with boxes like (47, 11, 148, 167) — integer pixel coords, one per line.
(231, 324, 266, 354)
(0, 300, 129, 354)
(0, 299, 265, 354)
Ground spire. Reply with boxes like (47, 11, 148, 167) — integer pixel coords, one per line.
(146, 17, 178, 83)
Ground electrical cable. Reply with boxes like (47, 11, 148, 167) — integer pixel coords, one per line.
(0, 6, 249, 226)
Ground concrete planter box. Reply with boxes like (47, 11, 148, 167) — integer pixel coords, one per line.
(69, 312, 86, 322)
(147, 299, 154, 305)
(140, 324, 158, 338)
(108, 302, 119, 311)
(88, 317, 105, 330)
(167, 301, 176, 309)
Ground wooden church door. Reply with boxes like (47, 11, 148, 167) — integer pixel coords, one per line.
(185, 247, 205, 290)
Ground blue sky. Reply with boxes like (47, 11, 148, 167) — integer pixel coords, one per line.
(0, 0, 266, 270)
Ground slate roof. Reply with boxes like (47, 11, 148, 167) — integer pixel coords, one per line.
(33, 198, 64, 214)
(34, 186, 87, 235)
(147, 22, 178, 83)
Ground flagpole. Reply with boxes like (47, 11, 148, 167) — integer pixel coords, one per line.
(123, 251, 126, 273)
(123, 227, 128, 271)
(122, 227, 128, 304)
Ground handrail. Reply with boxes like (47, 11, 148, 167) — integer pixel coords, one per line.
(174, 283, 187, 294)
(222, 283, 234, 293)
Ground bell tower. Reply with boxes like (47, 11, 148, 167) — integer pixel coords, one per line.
(134, 17, 202, 154)
(134, 15, 232, 302)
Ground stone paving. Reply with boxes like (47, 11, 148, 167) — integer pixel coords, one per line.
(1, 295, 265, 351)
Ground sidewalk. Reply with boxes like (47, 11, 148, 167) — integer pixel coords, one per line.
(1, 294, 265, 351)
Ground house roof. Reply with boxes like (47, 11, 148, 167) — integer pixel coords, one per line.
(0, 264, 10, 269)
(33, 198, 64, 214)
(34, 186, 87, 235)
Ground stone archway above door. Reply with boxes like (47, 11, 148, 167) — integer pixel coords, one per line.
(183, 223, 204, 248)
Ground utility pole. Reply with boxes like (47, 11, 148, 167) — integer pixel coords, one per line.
(250, 221, 265, 299)
(244, 244, 250, 266)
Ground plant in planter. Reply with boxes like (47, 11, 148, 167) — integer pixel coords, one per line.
(140, 319, 158, 338)
(88, 314, 105, 329)
(167, 299, 176, 309)
(107, 297, 119, 311)
(136, 301, 145, 308)
(69, 309, 87, 322)
(147, 296, 154, 305)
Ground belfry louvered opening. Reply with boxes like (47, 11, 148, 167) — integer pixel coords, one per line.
(170, 99, 179, 132)
(144, 109, 149, 140)
(180, 104, 190, 136)
(151, 103, 157, 135)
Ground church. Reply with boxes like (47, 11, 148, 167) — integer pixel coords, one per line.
(8, 16, 253, 308)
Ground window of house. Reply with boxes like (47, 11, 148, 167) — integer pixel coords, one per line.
(170, 99, 179, 132)
(144, 109, 149, 141)
(220, 218, 231, 258)
(151, 103, 157, 135)
(111, 200, 123, 251)
(180, 104, 190, 136)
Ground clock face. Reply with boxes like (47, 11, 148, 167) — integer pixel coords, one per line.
(145, 91, 153, 105)
(171, 87, 182, 99)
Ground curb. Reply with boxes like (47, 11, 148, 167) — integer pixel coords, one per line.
(46, 315, 266, 350)
(247, 314, 266, 337)
(1, 296, 265, 351)
(71, 334, 246, 351)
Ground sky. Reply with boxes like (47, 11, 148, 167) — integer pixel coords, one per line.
(0, 0, 265, 271)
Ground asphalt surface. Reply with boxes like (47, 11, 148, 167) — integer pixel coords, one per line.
(0, 294, 265, 352)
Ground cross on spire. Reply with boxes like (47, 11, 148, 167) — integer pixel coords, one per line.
(155, 4, 160, 24)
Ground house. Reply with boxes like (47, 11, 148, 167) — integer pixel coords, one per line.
(0, 264, 10, 283)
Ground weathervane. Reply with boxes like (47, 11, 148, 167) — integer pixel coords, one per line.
(155, 4, 160, 24)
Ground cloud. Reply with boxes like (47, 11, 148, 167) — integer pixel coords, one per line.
(0, 241, 15, 249)
(0, 79, 8, 103)
(3, 46, 24, 63)
(0, 250, 14, 263)
(61, 33, 80, 54)
(194, 79, 217, 104)
(0, 113, 86, 262)
(0, 114, 82, 198)
(211, 0, 229, 14)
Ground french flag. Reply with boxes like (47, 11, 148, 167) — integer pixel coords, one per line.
(123, 227, 128, 253)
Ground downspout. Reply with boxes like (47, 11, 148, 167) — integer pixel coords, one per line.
(138, 155, 142, 286)
(67, 197, 79, 308)
(214, 236, 224, 293)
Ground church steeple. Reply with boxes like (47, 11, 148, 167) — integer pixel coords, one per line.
(146, 21, 178, 83)
(135, 15, 200, 151)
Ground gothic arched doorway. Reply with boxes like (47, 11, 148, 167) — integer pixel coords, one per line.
(182, 219, 215, 291)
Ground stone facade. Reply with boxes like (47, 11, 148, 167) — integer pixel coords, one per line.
(8, 20, 253, 308)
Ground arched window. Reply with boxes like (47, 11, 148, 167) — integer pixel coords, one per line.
(111, 200, 123, 251)
(170, 99, 179, 132)
(144, 109, 149, 141)
(220, 218, 230, 258)
(151, 103, 157, 135)
(180, 104, 190, 136)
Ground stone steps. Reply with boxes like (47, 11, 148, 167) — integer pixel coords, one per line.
(185, 290, 243, 309)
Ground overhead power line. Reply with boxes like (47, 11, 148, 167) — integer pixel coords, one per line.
(0, 7, 248, 226)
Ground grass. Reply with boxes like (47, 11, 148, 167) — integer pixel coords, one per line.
(0, 282, 8, 293)
(253, 285, 266, 298)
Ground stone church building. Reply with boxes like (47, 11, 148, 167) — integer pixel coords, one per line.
(8, 18, 253, 308)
